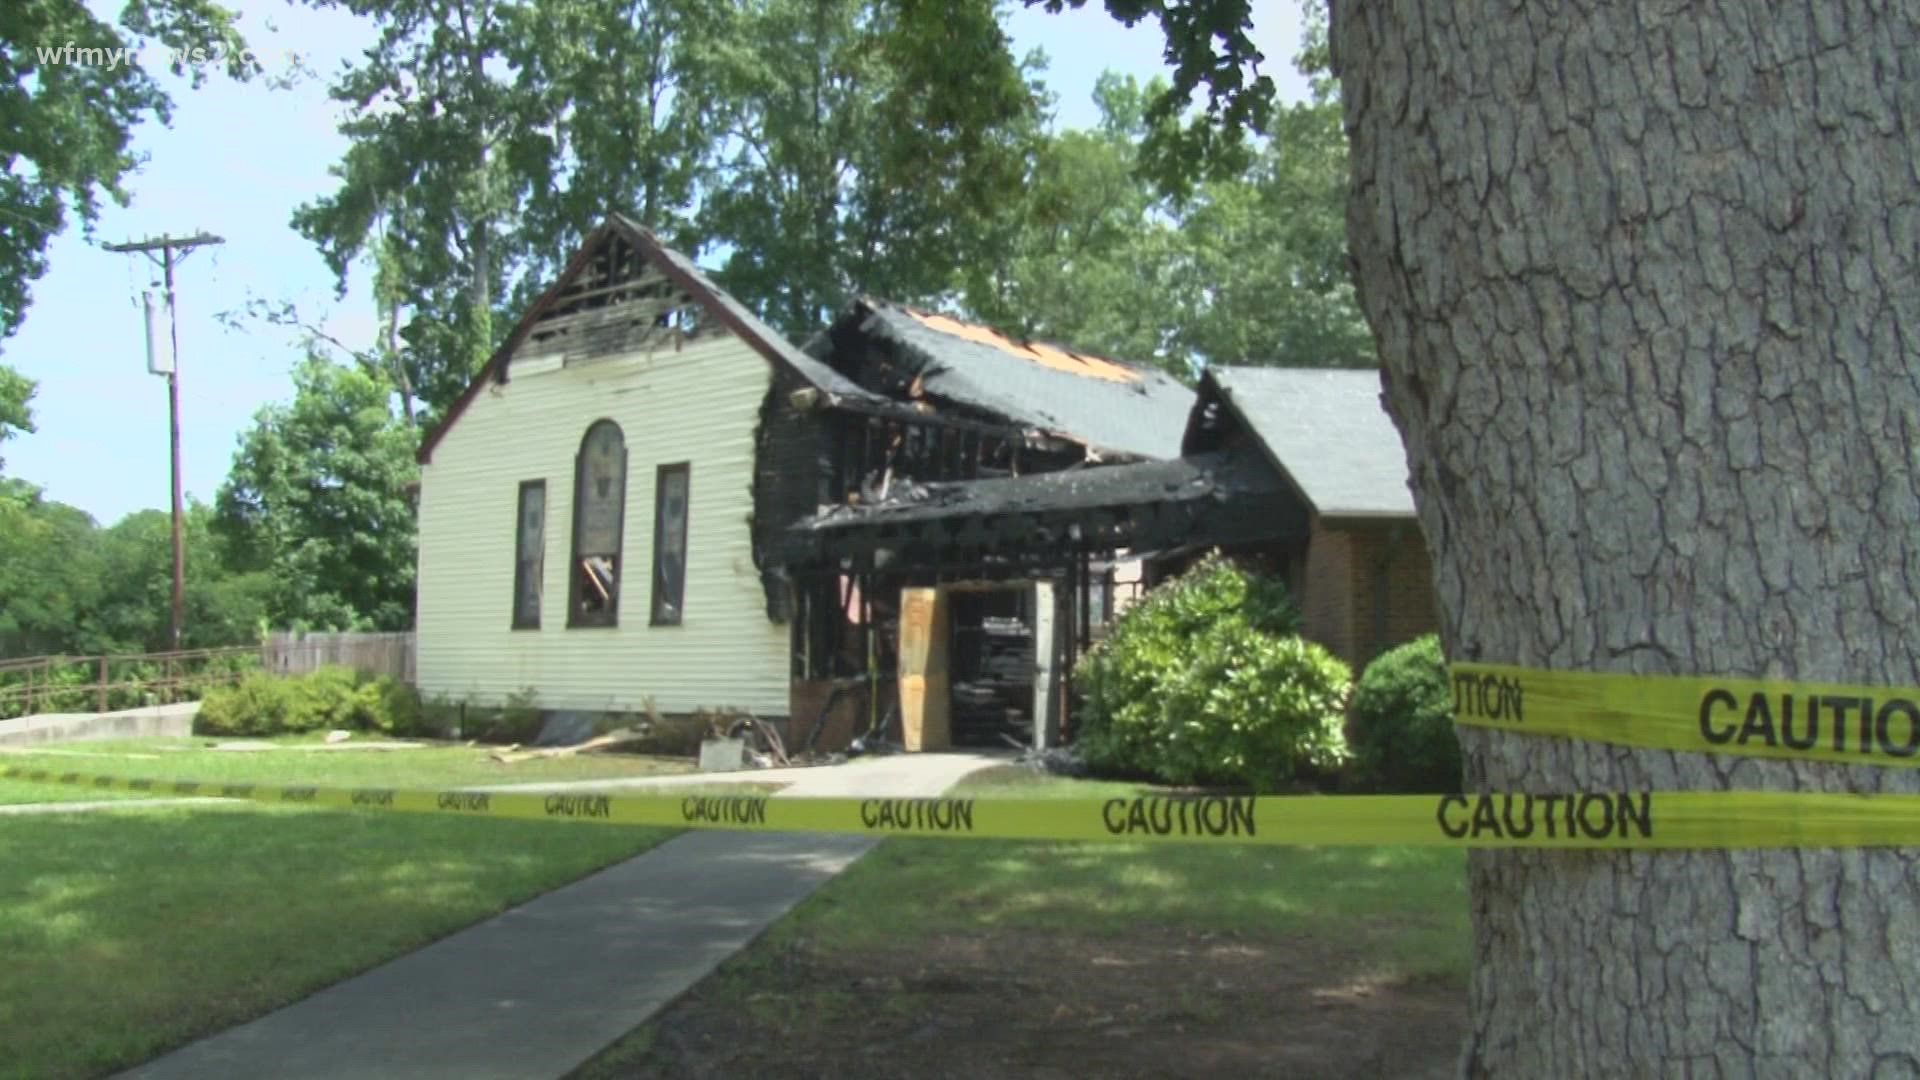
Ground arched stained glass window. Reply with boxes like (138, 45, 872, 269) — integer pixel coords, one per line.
(569, 420, 627, 626)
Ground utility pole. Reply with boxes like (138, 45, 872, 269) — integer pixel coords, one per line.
(105, 232, 224, 653)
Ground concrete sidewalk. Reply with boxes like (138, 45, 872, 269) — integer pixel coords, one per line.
(471, 747, 1012, 796)
(0, 797, 227, 816)
(120, 751, 1004, 1080)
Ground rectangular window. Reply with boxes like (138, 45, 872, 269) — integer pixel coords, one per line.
(650, 462, 690, 625)
(512, 480, 546, 629)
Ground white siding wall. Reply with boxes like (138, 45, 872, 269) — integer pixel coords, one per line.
(416, 332, 788, 714)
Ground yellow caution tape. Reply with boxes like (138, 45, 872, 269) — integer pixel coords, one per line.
(9, 764, 1920, 849)
(1451, 661, 1920, 768)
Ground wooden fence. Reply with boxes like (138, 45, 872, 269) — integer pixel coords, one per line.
(263, 632, 416, 683)
(0, 633, 418, 719)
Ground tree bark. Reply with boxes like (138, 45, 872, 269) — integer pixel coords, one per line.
(1331, 1, 1920, 1074)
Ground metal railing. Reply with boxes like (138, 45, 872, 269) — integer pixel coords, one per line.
(0, 646, 265, 719)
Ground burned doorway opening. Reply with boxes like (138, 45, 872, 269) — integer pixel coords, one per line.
(787, 571, 903, 755)
(947, 586, 1036, 749)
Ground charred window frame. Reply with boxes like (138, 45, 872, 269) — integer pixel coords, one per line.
(568, 420, 628, 628)
(511, 480, 547, 629)
(650, 462, 691, 625)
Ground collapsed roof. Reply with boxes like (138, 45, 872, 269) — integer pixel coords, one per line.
(809, 298, 1196, 460)
(784, 448, 1294, 569)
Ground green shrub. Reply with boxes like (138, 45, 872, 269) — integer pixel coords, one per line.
(196, 667, 428, 738)
(466, 687, 543, 744)
(286, 666, 362, 732)
(104, 661, 162, 711)
(355, 676, 425, 736)
(1075, 555, 1349, 792)
(197, 673, 298, 736)
(1, 661, 106, 718)
(417, 692, 465, 739)
(1348, 634, 1461, 793)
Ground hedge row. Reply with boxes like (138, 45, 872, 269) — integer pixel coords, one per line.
(197, 667, 429, 737)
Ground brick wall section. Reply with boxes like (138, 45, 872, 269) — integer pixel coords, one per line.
(1372, 526, 1440, 659)
(1299, 521, 1358, 664)
(1299, 518, 1440, 672)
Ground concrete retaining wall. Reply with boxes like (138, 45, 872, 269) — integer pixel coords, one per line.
(0, 703, 199, 747)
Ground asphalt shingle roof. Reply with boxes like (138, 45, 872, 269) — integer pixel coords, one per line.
(852, 300, 1195, 459)
(1210, 366, 1416, 517)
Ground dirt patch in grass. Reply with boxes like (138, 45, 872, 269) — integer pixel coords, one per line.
(580, 926, 1463, 1079)
(577, 771, 1469, 1079)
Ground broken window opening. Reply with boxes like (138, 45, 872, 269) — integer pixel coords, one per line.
(568, 420, 627, 627)
(655, 303, 703, 338)
(522, 232, 716, 361)
(511, 480, 546, 629)
(650, 462, 690, 626)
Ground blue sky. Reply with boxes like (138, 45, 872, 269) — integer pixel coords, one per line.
(4, 2, 1308, 524)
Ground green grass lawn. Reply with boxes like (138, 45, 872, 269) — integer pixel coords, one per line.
(574, 766, 1471, 1078)
(796, 766, 1468, 974)
(0, 735, 696, 805)
(0, 804, 676, 1080)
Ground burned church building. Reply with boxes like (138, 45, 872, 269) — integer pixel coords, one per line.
(414, 216, 1434, 753)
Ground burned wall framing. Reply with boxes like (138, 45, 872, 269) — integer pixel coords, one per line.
(520, 228, 717, 366)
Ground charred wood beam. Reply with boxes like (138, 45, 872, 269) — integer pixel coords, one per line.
(541, 274, 678, 312)
(1079, 551, 1092, 648)
(830, 398, 1031, 441)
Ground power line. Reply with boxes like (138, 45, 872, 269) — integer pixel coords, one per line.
(103, 232, 226, 654)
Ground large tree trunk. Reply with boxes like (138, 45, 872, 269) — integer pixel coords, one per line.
(1330, 1, 1920, 1074)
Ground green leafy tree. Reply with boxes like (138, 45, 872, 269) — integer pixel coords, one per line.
(0, 488, 101, 655)
(0, 0, 253, 340)
(0, 369, 264, 658)
(295, 0, 724, 423)
(512, 0, 724, 265)
(0, 487, 269, 658)
(215, 356, 419, 631)
(964, 69, 1370, 373)
(88, 504, 274, 652)
(1174, 98, 1373, 368)
(962, 74, 1191, 371)
(292, 0, 533, 420)
(1030, 0, 1275, 195)
(0, 365, 34, 472)
(700, 0, 1043, 336)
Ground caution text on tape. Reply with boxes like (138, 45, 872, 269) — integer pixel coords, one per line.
(1451, 662, 1920, 768)
(10, 764, 1920, 849)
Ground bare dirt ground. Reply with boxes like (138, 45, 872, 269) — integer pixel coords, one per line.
(585, 927, 1466, 1079)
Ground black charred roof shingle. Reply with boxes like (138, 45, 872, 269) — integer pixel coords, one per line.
(840, 299, 1196, 460)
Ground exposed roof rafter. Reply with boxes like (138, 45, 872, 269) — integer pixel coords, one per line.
(416, 216, 885, 465)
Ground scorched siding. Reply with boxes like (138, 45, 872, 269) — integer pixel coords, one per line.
(416, 332, 788, 714)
